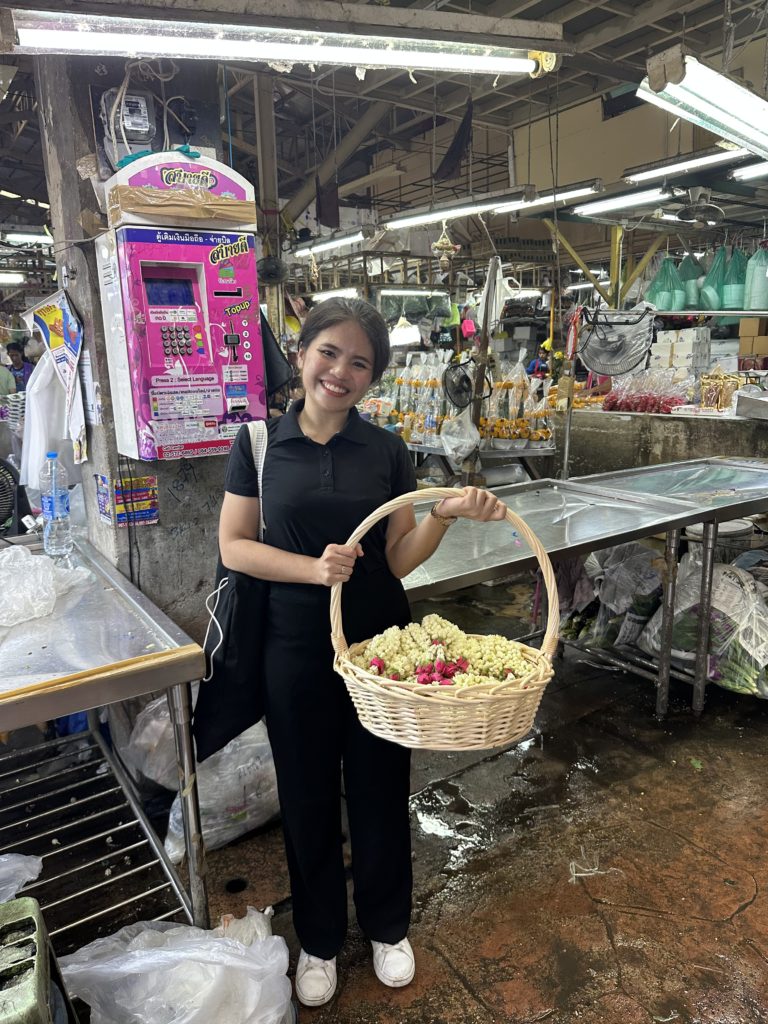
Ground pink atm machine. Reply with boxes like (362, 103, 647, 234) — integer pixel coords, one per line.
(96, 154, 267, 460)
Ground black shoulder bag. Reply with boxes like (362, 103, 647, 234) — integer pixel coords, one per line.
(193, 420, 268, 761)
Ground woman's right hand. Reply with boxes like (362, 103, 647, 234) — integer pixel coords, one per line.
(314, 542, 364, 586)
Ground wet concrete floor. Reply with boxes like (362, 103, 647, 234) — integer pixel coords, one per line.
(206, 581, 768, 1024)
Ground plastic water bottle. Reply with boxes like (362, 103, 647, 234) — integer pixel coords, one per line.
(39, 451, 73, 558)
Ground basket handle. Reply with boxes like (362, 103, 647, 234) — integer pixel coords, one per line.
(330, 486, 559, 662)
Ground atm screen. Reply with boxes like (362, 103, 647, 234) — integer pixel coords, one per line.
(144, 276, 195, 307)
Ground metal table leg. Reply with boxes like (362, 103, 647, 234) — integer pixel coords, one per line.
(167, 682, 210, 928)
(656, 528, 680, 719)
(693, 521, 718, 716)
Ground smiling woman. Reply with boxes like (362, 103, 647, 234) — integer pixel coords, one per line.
(211, 296, 505, 1007)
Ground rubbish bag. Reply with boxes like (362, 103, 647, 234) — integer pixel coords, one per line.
(0, 853, 43, 902)
(745, 245, 768, 310)
(723, 248, 748, 310)
(60, 910, 292, 1024)
(700, 245, 728, 310)
(164, 721, 280, 863)
(646, 258, 686, 311)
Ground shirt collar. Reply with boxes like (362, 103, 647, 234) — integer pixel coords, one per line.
(271, 399, 369, 446)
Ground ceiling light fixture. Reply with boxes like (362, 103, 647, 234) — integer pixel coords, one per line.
(731, 161, 768, 182)
(492, 180, 603, 214)
(385, 200, 505, 231)
(294, 232, 364, 258)
(379, 288, 449, 297)
(0, 272, 25, 285)
(9, 10, 539, 76)
(637, 45, 768, 161)
(573, 188, 672, 217)
(4, 232, 52, 246)
(623, 147, 750, 184)
(311, 287, 360, 302)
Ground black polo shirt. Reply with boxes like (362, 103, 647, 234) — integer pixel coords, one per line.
(224, 401, 416, 580)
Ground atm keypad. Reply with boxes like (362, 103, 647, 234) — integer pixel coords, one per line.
(161, 323, 194, 357)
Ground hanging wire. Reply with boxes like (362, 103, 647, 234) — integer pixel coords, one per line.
(223, 66, 234, 167)
(723, 0, 735, 71)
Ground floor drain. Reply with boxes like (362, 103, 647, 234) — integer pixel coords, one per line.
(225, 877, 248, 893)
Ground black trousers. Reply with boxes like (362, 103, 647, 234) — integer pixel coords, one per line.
(263, 579, 412, 960)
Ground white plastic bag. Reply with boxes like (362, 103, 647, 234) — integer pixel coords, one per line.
(0, 546, 91, 627)
(440, 407, 480, 462)
(0, 853, 43, 902)
(60, 911, 292, 1024)
(164, 721, 280, 863)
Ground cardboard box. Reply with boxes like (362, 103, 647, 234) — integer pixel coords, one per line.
(739, 337, 755, 355)
(710, 340, 740, 356)
(656, 327, 710, 345)
(709, 356, 740, 373)
(752, 335, 768, 356)
(512, 325, 537, 343)
(738, 317, 768, 337)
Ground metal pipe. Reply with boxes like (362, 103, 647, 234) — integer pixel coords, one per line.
(48, 881, 175, 938)
(0, 802, 130, 855)
(656, 528, 680, 718)
(87, 709, 194, 924)
(0, 786, 124, 836)
(167, 683, 210, 928)
(693, 520, 717, 714)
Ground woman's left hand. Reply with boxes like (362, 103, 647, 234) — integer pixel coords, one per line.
(434, 487, 506, 522)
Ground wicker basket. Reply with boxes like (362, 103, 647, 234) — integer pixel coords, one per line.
(331, 486, 559, 750)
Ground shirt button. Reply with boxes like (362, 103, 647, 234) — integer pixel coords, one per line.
(323, 470, 330, 477)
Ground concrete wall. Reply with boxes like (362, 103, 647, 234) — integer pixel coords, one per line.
(553, 411, 768, 478)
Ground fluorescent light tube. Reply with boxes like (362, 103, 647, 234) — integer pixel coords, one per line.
(624, 147, 750, 183)
(731, 161, 768, 181)
(13, 11, 537, 76)
(386, 201, 501, 231)
(295, 232, 364, 257)
(4, 232, 52, 246)
(492, 183, 601, 214)
(638, 46, 768, 161)
(311, 288, 360, 301)
(379, 288, 448, 297)
(0, 272, 25, 285)
(574, 188, 670, 217)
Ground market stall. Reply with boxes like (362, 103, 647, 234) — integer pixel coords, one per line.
(0, 537, 208, 954)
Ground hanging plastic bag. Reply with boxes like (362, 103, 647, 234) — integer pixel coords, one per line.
(700, 245, 728, 310)
(678, 254, 704, 309)
(60, 910, 293, 1024)
(0, 854, 43, 903)
(723, 248, 748, 310)
(745, 245, 768, 310)
(646, 258, 686, 311)
(440, 406, 480, 461)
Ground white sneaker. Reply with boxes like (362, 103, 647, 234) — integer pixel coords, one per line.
(371, 937, 415, 987)
(295, 949, 337, 1006)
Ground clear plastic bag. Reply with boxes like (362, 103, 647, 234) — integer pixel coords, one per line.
(0, 546, 92, 627)
(440, 407, 480, 461)
(678, 254, 704, 309)
(0, 853, 43, 902)
(602, 368, 691, 414)
(60, 910, 292, 1024)
(164, 721, 280, 863)
(639, 562, 768, 698)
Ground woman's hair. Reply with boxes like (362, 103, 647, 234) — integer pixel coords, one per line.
(297, 298, 390, 382)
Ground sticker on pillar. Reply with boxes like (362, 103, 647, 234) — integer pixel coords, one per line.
(96, 473, 159, 526)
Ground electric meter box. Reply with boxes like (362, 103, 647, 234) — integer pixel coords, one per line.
(96, 154, 267, 461)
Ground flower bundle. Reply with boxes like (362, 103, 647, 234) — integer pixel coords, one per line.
(352, 614, 533, 690)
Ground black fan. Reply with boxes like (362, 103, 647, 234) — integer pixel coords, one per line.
(257, 256, 289, 284)
(442, 359, 492, 409)
(0, 458, 20, 535)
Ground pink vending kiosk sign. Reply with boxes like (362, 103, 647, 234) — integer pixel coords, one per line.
(97, 155, 267, 461)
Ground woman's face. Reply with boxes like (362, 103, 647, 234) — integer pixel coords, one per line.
(8, 349, 22, 368)
(298, 320, 375, 414)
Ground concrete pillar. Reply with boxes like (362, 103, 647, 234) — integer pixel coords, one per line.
(253, 72, 282, 333)
(34, 56, 226, 638)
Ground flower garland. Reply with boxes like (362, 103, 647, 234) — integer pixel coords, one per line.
(352, 614, 532, 689)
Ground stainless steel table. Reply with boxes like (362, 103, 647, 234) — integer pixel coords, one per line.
(580, 458, 768, 713)
(401, 462, 768, 717)
(0, 537, 208, 953)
